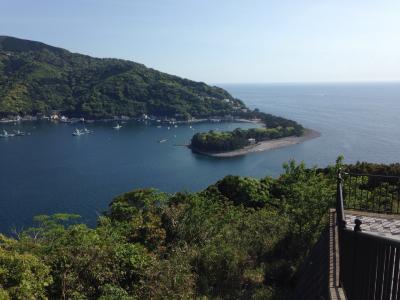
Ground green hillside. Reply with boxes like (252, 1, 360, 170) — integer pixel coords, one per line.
(0, 36, 246, 119)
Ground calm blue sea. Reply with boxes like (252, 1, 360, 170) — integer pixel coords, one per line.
(1, 82, 400, 232)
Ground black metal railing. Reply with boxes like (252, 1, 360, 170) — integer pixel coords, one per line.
(340, 229, 400, 300)
(337, 170, 346, 228)
(336, 171, 400, 300)
(341, 172, 400, 214)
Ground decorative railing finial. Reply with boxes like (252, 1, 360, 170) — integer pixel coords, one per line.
(354, 219, 362, 232)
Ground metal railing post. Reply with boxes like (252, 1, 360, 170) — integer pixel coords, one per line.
(336, 169, 346, 230)
(336, 168, 348, 292)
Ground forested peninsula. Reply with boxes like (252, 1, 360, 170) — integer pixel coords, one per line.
(189, 111, 310, 156)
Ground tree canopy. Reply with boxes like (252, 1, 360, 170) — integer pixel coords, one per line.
(0, 160, 343, 299)
(191, 121, 303, 153)
(3, 160, 398, 298)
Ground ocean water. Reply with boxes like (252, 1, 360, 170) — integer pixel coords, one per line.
(221, 82, 400, 166)
(1, 82, 400, 232)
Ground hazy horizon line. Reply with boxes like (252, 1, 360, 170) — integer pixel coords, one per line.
(215, 80, 400, 86)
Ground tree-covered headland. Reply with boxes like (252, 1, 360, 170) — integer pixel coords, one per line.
(191, 112, 304, 153)
(0, 36, 247, 119)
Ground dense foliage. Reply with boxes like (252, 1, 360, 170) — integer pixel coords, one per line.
(346, 161, 400, 177)
(237, 110, 305, 131)
(0, 161, 338, 299)
(191, 115, 303, 153)
(0, 36, 247, 119)
(338, 161, 400, 213)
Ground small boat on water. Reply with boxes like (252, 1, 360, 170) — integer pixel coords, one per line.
(113, 123, 122, 130)
(83, 128, 92, 134)
(14, 130, 25, 136)
(72, 127, 92, 136)
(158, 139, 168, 143)
(156, 125, 161, 128)
(72, 128, 84, 136)
(0, 130, 15, 138)
(0, 130, 16, 138)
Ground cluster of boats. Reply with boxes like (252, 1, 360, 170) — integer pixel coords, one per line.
(2, 120, 193, 140)
(72, 128, 92, 136)
(72, 123, 122, 136)
(0, 130, 28, 138)
(157, 124, 179, 129)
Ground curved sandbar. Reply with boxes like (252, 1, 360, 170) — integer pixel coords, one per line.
(190, 128, 320, 158)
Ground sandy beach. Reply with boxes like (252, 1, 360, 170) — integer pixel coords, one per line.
(190, 128, 321, 158)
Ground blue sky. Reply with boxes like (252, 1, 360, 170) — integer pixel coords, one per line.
(1, 0, 400, 83)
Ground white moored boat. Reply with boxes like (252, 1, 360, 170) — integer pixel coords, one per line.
(72, 128, 84, 136)
(0, 130, 15, 138)
(83, 128, 92, 134)
(14, 130, 25, 136)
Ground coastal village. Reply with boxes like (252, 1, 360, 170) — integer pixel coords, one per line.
(0, 108, 255, 126)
